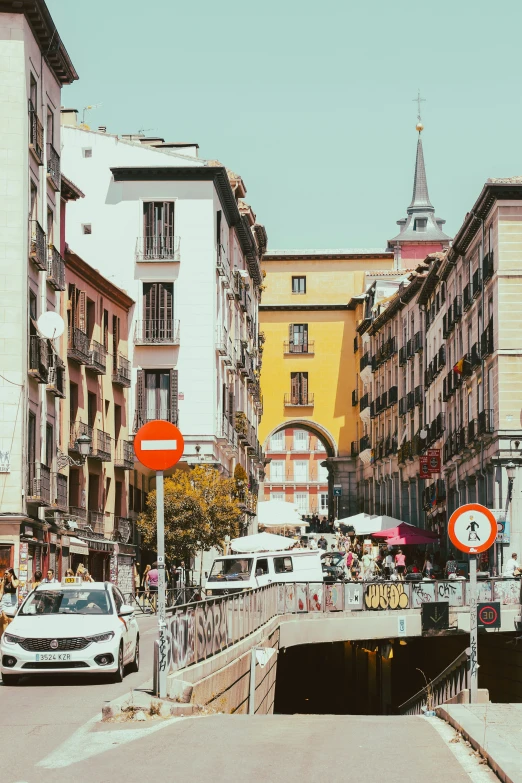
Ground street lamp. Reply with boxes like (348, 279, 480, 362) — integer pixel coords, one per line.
(76, 432, 92, 460)
(56, 431, 92, 470)
(506, 461, 517, 482)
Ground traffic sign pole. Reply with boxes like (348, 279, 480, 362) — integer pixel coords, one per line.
(469, 554, 478, 703)
(156, 470, 167, 699)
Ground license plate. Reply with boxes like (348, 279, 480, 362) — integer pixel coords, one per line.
(35, 653, 71, 662)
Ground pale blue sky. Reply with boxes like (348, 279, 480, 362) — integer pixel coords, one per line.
(49, 0, 522, 250)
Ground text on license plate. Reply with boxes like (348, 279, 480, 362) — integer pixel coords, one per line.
(35, 653, 71, 662)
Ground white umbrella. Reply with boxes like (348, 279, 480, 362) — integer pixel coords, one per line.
(257, 499, 303, 527)
(336, 512, 374, 527)
(230, 531, 295, 553)
(352, 514, 411, 536)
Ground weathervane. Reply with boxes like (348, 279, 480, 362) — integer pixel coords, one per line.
(413, 89, 425, 133)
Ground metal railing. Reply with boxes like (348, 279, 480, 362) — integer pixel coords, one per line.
(87, 339, 107, 374)
(53, 473, 68, 509)
(284, 341, 315, 354)
(135, 235, 181, 261)
(69, 421, 93, 454)
(29, 220, 47, 270)
(26, 463, 51, 505)
(399, 648, 470, 715)
(88, 511, 105, 534)
(115, 439, 134, 469)
(284, 393, 314, 406)
(68, 505, 87, 521)
(29, 335, 49, 383)
(134, 319, 180, 344)
(91, 428, 112, 461)
(124, 587, 203, 616)
(68, 327, 91, 364)
(47, 244, 66, 290)
(46, 142, 60, 190)
(28, 101, 43, 163)
(112, 353, 131, 387)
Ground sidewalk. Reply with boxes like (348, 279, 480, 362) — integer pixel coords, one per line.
(437, 703, 522, 783)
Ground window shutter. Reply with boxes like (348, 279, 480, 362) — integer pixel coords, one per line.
(228, 389, 234, 423)
(291, 373, 298, 404)
(169, 368, 178, 425)
(288, 323, 294, 346)
(222, 383, 227, 420)
(143, 202, 153, 238)
(136, 370, 145, 428)
(301, 372, 308, 404)
(78, 290, 86, 332)
(112, 315, 118, 372)
(303, 324, 308, 351)
(163, 202, 174, 237)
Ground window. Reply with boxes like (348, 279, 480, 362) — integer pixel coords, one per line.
(82, 224, 92, 235)
(274, 556, 293, 574)
(143, 201, 175, 258)
(270, 492, 284, 502)
(320, 493, 328, 513)
(293, 429, 308, 451)
(288, 323, 308, 352)
(46, 107, 54, 146)
(103, 310, 109, 351)
(292, 276, 306, 294)
(255, 558, 269, 576)
(30, 181, 37, 221)
(294, 492, 308, 514)
(294, 461, 308, 482)
(136, 368, 178, 426)
(143, 282, 174, 339)
(290, 372, 309, 405)
(270, 430, 285, 451)
(29, 74, 37, 110)
(83, 148, 92, 158)
(269, 461, 285, 482)
(45, 423, 53, 468)
(47, 207, 53, 245)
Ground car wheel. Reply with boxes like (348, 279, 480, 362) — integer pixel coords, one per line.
(113, 643, 124, 683)
(2, 673, 20, 686)
(129, 636, 139, 673)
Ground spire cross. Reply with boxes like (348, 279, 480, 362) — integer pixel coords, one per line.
(413, 89, 426, 123)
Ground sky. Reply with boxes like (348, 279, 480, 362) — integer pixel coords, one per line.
(48, 0, 522, 251)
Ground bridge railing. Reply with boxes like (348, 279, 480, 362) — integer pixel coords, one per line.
(398, 647, 471, 715)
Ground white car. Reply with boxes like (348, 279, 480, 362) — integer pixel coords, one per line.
(0, 579, 139, 685)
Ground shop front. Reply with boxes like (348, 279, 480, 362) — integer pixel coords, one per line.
(18, 522, 47, 602)
(110, 542, 137, 596)
(69, 536, 89, 573)
(78, 536, 114, 581)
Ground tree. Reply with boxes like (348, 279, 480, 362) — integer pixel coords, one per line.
(138, 465, 241, 562)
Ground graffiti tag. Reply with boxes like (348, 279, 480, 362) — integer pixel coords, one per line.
(364, 583, 409, 610)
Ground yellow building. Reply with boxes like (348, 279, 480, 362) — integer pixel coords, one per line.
(259, 250, 397, 517)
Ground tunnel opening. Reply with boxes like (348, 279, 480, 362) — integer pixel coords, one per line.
(274, 632, 522, 715)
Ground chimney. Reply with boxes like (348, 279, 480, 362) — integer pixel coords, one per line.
(60, 108, 78, 127)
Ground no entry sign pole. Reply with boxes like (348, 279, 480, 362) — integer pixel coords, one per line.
(448, 503, 496, 705)
(134, 420, 185, 700)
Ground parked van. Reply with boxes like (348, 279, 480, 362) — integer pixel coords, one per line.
(205, 549, 323, 596)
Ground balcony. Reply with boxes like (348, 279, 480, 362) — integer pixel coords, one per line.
(112, 353, 131, 387)
(406, 338, 414, 358)
(29, 336, 49, 384)
(134, 400, 178, 431)
(47, 353, 66, 398)
(370, 400, 376, 418)
(351, 441, 359, 458)
(457, 426, 466, 453)
(52, 473, 68, 510)
(114, 517, 132, 543)
(234, 412, 248, 442)
(28, 100, 43, 164)
(359, 392, 369, 412)
(399, 346, 407, 366)
(88, 511, 106, 535)
(359, 435, 371, 453)
(284, 393, 314, 407)
(442, 314, 449, 339)
(470, 343, 481, 369)
(453, 295, 463, 322)
(26, 463, 51, 506)
(414, 385, 424, 406)
(351, 389, 358, 407)
(472, 268, 482, 299)
(424, 367, 432, 389)
(29, 220, 47, 270)
(69, 421, 92, 454)
(399, 397, 407, 417)
(483, 251, 494, 283)
(46, 142, 60, 191)
(380, 391, 388, 410)
(360, 352, 370, 371)
(436, 412, 446, 437)
(478, 409, 494, 437)
(438, 343, 446, 369)
(467, 418, 477, 445)
(463, 284, 471, 311)
(406, 391, 414, 412)
(284, 340, 315, 355)
(353, 336, 359, 353)
(481, 320, 494, 358)
(388, 385, 398, 406)
(47, 244, 66, 290)
(135, 235, 181, 262)
(413, 331, 423, 353)
(68, 506, 87, 522)
(114, 439, 134, 470)
(91, 428, 112, 461)
(68, 327, 91, 365)
(134, 319, 180, 345)
(86, 339, 107, 375)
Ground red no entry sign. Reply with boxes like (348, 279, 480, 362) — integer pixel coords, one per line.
(134, 420, 184, 471)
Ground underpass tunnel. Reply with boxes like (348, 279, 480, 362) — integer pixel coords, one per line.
(274, 632, 522, 715)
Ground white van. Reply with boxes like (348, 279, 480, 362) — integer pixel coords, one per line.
(206, 549, 323, 596)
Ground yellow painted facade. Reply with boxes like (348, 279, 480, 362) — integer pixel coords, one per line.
(259, 252, 396, 516)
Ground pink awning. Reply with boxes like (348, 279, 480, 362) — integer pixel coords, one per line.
(373, 522, 438, 542)
(386, 532, 440, 546)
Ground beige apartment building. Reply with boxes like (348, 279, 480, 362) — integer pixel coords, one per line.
(354, 178, 522, 568)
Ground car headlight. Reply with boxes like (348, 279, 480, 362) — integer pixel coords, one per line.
(86, 631, 115, 643)
(3, 633, 23, 646)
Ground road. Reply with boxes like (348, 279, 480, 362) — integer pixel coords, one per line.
(1, 617, 497, 783)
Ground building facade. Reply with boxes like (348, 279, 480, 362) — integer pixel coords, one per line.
(0, 1, 77, 594)
(264, 428, 328, 515)
(60, 123, 265, 529)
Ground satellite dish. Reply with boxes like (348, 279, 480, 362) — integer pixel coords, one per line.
(37, 311, 65, 339)
(420, 428, 428, 439)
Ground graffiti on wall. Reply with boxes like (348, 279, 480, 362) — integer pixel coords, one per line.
(411, 582, 435, 607)
(364, 582, 409, 610)
(307, 583, 323, 612)
(168, 606, 195, 672)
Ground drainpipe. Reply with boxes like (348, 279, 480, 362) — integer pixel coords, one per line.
(471, 212, 488, 510)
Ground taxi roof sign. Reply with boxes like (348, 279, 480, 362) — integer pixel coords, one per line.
(62, 576, 83, 585)
(134, 420, 185, 471)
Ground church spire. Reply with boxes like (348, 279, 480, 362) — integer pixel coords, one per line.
(408, 135, 434, 212)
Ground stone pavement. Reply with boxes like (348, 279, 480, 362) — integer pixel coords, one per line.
(437, 703, 522, 783)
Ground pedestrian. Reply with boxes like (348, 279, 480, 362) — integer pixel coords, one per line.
(32, 570, 43, 589)
(423, 552, 434, 578)
(134, 562, 141, 594)
(317, 535, 328, 551)
(42, 568, 58, 584)
(384, 550, 395, 579)
(444, 552, 458, 579)
(503, 552, 521, 577)
(394, 549, 406, 580)
(65, 568, 74, 577)
(361, 549, 373, 580)
(309, 536, 318, 550)
(146, 561, 159, 608)
(0, 569, 19, 611)
(350, 551, 360, 580)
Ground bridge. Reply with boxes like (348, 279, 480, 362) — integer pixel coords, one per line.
(156, 578, 522, 715)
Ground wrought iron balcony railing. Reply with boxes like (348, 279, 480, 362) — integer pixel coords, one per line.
(29, 220, 47, 270)
(284, 393, 314, 407)
(68, 327, 91, 364)
(27, 463, 51, 506)
(114, 439, 134, 469)
(47, 353, 66, 398)
(46, 142, 60, 190)
(88, 511, 106, 535)
(86, 339, 107, 375)
(284, 340, 315, 354)
(134, 319, 180, 345)
(29, 335, 50, 384)
(135, 235, 180, 262)
(112, 353, 131, 387)
(91, 428, 112, 461)
(47, 244, 66, 291)
(53, 473, 68, 510)
(478, 409, 494, 437)
(28, 100, 43, 163)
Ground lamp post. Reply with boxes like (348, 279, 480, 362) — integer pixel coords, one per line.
(504, 462, 518, 574)
(56, 431, 92, 470)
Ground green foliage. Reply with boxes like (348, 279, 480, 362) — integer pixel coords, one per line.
(138, 466, 241, 560)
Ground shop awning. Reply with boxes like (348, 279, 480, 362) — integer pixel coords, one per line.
(68, 537, 89, 555)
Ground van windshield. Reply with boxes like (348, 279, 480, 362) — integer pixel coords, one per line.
(208, 558, 253, 582)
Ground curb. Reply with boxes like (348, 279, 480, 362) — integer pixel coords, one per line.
(101, 687, 201, 722)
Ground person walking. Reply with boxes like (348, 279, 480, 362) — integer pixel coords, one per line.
(146, 562, 159, 610)
(317, 535, 328, 551)
(423, 552, 434, 578)
(32, 570, 43, 590)
(361, 550, 373, 580)
(444, 552, 458, 579)
(43, 568, 59, 584)
(0, 569, 19, 611)
(394, 549, 406, 580)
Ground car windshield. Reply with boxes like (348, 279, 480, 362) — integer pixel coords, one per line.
(19, 589, 112, 616)
(208, 558, 253, 581)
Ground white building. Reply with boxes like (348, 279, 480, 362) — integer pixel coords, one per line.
(0, 1, 77, 583)
(60, 122, 266, 528)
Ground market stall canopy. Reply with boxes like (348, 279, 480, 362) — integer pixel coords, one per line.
(257, 500, 303, 527)
(386, 532, 439, 546)
(348, 514, 396, 536)
(372, 520, 439, 543)
(230, 532, 295, 553)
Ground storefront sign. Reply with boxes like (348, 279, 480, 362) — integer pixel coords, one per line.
(22, 525, 33, 538)
(420, 450, 441, 477)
